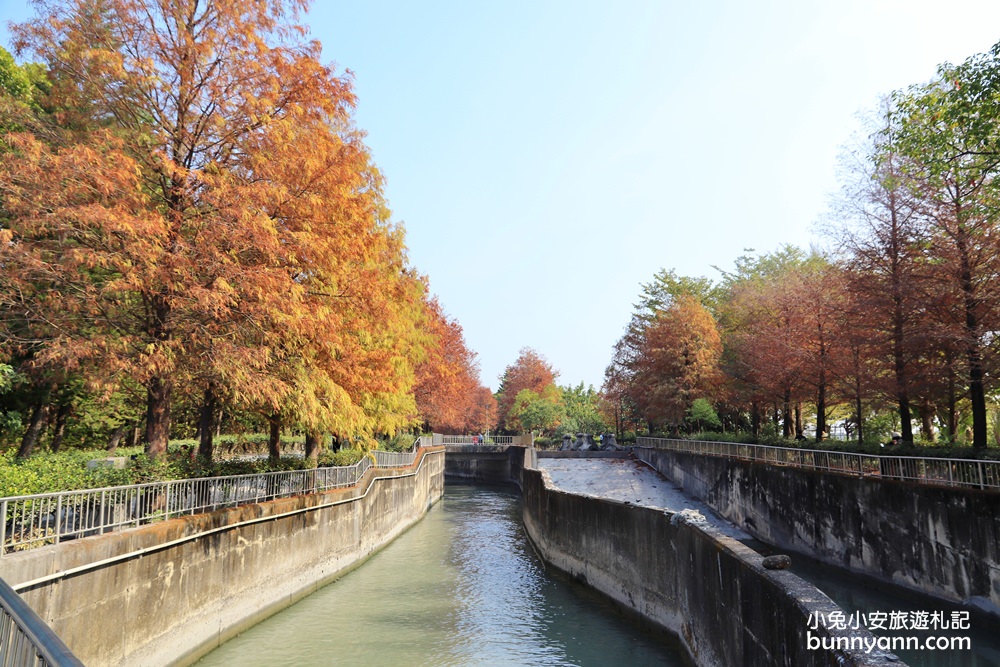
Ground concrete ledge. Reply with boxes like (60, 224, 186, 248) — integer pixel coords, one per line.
(520, 463, 897, 666)
(445, 447, 519, 484)
(1, 448, 445, 667)
(536, 450, 631, 459)
(639, 447, 1000, 619)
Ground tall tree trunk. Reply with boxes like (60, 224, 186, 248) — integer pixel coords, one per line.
(145, 376, 172, 458)
(918, 404, 936, 442)
(782, 389, 792, 439)
(144, 289, 173, 458)
(888, 201, 913, 444)
(750, 401, 760, 439)
(892, 325, 913, 443)
(794, 402, 803, 439)
(855, 391, 864, 445)
(955, 229, 987, 449)
(17, 401, 49, 459)
(198, 385, 217, 461)
(816, 370, 827, 442)
(49, 401, 71, 453)
(967, 337, 987, 449)
(267, 414, 282, 462)
(305, 431, 322, 465)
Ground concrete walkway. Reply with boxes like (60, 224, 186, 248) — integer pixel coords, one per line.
(536, 456, 751, 541)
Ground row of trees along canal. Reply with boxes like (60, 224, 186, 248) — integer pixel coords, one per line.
(603, 40, 1000, 450)
(0, 0, 500, 462)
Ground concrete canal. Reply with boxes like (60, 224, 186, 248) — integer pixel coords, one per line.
(194, 484, 688, 666)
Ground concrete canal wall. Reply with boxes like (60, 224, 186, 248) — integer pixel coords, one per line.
(443, 446, 624, 485)
(0, 447, 445, 667)
(638, 447, 1000, 618)
(443, 446, 519, 484)
(519, 450, 892, 667)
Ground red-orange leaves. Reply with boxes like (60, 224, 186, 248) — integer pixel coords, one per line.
(631, 296, 722, 427)
(1, 0, 425, 456)
(495, 348, 558, 432)
(414, 297, 494, 433)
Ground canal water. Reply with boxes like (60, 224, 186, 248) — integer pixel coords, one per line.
(195, 485, 688, 666)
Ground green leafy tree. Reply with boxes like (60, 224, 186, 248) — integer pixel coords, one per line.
(889, 42, 1000, 449)
(686, 398, 721, 432)
(508, 386, 564, 436)
(557, 383, 608, 435)
(0, 46, 32, 101)
(495, 348, 557, 432)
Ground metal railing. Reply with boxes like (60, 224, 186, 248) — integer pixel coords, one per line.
(0, 447, 423, 556)
(0, 576, 83, 666)
(435, 434, 535, 449)
(636, 437, 1000, 491)
(437, 434, 511, 445)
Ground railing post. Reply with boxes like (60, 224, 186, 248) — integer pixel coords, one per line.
(55, 494, 63, 545)
(0, 500, 7, 557)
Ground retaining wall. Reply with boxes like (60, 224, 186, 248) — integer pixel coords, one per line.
(444, 446, 520, 484)
(0, 447, 445, 667)
(638, 447, 1000, 618)
(520, 453, 894, 666)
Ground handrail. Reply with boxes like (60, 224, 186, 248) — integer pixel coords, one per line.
(0, 576, 83, 666)
(636, 436, 1000, 491)
(439, 435, 513, 445)
(0, 447, 425, 556)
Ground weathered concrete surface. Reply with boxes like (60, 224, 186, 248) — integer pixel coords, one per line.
(538, 457, 749, 540)
(522, 456, 899, 667)
(640, 447, 1000, 618)
(445, 446, 525, 484)
(0, 447, 445, 667)
(538, 450, 631, 460)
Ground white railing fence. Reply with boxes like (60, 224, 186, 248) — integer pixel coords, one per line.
(0, 447, 427, 556)
(636, 437, 1000, 491)
(435, 434, 533, 447)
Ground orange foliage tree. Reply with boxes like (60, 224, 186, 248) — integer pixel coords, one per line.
(630, 295, 722, 430)
(0, 0, 424, 457)
(414, 297, 496, 433)
(495, 348, 557, 433)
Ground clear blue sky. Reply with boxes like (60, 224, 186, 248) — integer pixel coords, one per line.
(4, 1, 1000, 391)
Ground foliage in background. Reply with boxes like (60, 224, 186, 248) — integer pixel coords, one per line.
(413, 297, 496, 433)
(601, 37, 1000, 451)
(0, 1, 475, 461)
(507, 386, 564, 436)
(556, 383, 609, 436)
(495, 348, 558, 433)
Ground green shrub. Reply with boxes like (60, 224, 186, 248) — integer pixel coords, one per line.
(377, 433, 418, 452)
(319, 448, 365, 467)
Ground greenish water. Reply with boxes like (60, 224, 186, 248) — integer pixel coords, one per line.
(195, 485, 688, 666)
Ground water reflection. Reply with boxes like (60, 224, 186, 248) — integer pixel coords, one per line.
(195, 485, 687, 667)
